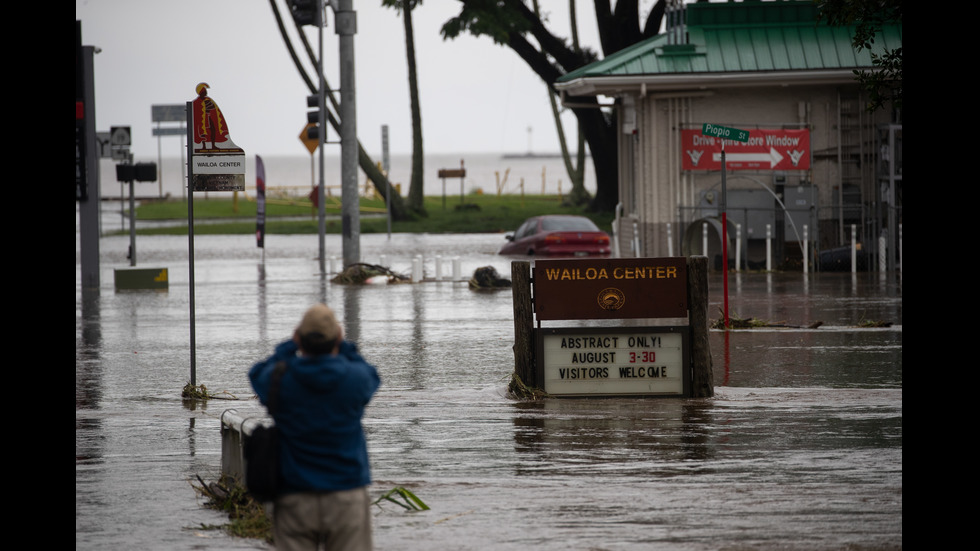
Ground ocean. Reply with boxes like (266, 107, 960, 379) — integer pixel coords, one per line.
(98, 151, 597, 201)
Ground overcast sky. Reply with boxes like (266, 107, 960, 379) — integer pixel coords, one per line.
(76, 0, 618, 161)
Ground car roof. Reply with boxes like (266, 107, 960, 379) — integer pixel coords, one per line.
(538, 215, 600, 230)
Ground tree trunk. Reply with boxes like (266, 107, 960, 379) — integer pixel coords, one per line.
(358, 143, 408, 220)
(403, 1, 426, 215)
(324, 104, 409, 221)
(573, 104, 618, 212)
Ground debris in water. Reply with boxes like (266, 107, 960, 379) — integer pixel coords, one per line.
(469, 266, 511, 290)
(332, 263, 410, 285)
(711, 308, 825, 330)
(855, 319, 892, 328)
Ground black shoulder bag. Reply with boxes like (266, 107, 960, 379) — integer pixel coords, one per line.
(244, 360, 287, 502)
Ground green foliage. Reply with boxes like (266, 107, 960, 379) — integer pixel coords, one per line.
(372, 486, 430, 512)
(508, 373, 550, 400)
(855, 47, 902, 112)
(193, 478, 429, 543)
(816, 0, 901, 50)
(816, 0, 902, 111)
(192, 475, 272, 543)
(440, 0, 532, 45)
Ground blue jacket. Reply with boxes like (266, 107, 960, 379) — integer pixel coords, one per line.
(249, 339, 380, 494)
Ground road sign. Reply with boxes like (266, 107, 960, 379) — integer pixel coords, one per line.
(682, 128, 810, 171)
(152, 126, 186, 136)
(300, 123, 319, 154)
(701, 123, 750, 143)
(110, 126, 132, 146)
(152, 104, 185, 122)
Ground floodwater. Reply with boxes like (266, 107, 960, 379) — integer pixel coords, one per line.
(76, 225, 902, 550)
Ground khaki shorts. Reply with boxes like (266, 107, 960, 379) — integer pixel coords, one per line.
(273, 486, 372, 551)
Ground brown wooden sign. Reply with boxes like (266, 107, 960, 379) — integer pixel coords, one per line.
(437, 168, 466, 178)
(533, 258, 688, 320)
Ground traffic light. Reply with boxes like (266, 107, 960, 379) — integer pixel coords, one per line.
(115, 162, 157, 183)
(306, 93, 320, 141)
(288, 0, 317, 27)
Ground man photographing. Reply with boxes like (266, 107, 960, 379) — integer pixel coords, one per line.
(249, 304, 381, 550)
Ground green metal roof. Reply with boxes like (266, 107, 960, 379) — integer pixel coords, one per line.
(557, 1, 901, 88)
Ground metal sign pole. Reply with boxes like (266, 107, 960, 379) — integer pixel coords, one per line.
(721, 143, 730, 329)
(185, 100, 197, 386)
(700, 123, 750, 330)
(317, 3, 327, 275)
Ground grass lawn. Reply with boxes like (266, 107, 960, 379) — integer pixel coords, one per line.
(130, 193, 615, 236)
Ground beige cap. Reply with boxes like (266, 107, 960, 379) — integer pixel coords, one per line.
(296, 304, 341, 341)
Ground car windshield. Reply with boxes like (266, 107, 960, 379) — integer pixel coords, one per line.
(540, 217, 599, 232)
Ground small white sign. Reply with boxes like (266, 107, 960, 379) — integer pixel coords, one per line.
(193, 154, 246, 174)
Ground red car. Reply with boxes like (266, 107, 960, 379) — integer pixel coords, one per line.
(499, 215, 611, 256)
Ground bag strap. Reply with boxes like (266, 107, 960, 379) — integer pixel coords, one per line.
(267, 360, 287, 414)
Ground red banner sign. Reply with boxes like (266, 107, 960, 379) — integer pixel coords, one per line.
(681, 128, 810, 171)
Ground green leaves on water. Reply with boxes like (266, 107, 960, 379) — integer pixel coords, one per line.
(373, 486, 430, 512)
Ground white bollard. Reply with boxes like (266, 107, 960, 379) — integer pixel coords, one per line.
(380, 255, 387, 268)
(850, 224, 857, 273)
(878, 232, 887, 272)
(453, 257, 461, 281)
(666, 223, 674, 257)
(632, 221, 641, 257)
(436, 255, 443, 280)
(803, 225, 809, 273)
(735, 223, 742, 273)
(702, 222, 708, 257)
(766, 224, 772, 272)
(412, 256, 423, 282)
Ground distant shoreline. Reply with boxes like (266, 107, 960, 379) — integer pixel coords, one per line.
(500, 152, 590, 159)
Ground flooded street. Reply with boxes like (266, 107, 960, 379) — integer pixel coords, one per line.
(76, 230, 901, 550)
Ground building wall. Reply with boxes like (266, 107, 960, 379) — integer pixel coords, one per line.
(615, 83, 890, 259)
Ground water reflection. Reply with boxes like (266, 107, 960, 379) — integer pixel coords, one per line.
(409, 284, 427, 390)
(256, 262, 268, 345)
(513, 398, 715, 477)
(76, 289, 103, 463)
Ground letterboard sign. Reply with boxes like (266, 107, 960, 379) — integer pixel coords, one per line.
(537, 327, 689, 397)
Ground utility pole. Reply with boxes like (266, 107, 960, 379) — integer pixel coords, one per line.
(78, 39, 101, 291)
(337, 0, 359, 267)
(316, 3, 326, 275)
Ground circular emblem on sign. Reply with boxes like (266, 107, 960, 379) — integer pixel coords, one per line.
(597, 287, 626, 311)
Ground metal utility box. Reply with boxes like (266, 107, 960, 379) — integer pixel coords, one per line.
(697, 188, 776, 239)
(781, 184, 817, 237)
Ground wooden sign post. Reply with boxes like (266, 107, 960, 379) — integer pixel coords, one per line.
(437, 160, 466, 209)
(510, 256, 713, 398)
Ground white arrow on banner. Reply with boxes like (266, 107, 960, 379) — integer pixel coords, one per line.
(713, 148, 784, 167)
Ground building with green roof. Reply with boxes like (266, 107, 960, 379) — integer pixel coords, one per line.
(555, 0, 901, 270)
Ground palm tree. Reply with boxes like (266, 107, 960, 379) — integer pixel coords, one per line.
(537, 0, 588, 206)
(384, 0, 427, 216)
